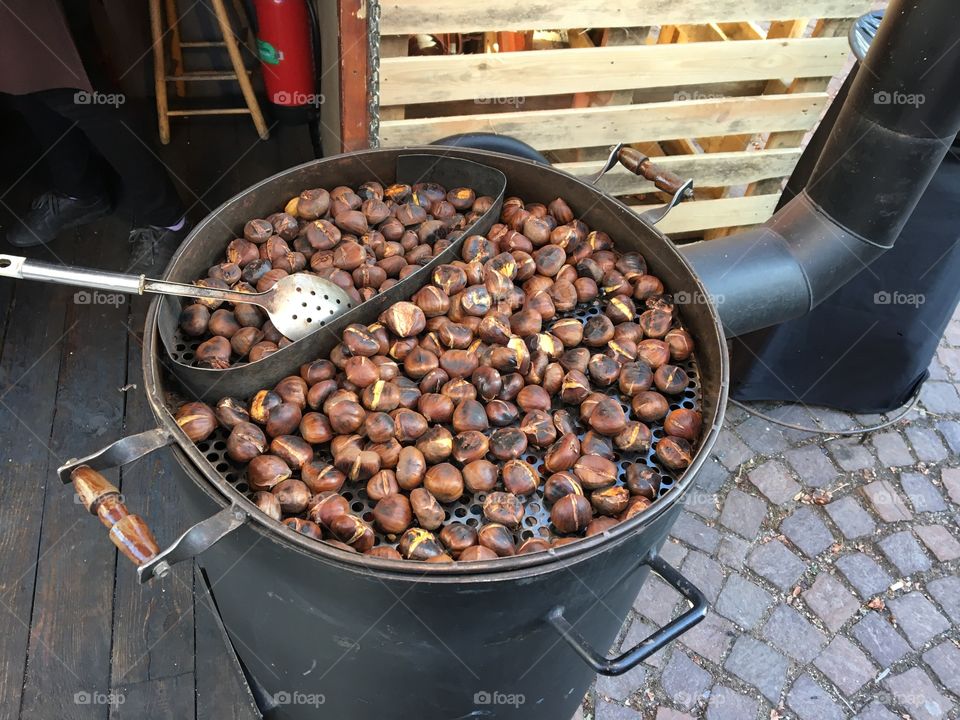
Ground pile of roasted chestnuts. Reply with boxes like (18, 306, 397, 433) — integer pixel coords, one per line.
(178, 180, 487, 367)
(174, 192, 702, 562)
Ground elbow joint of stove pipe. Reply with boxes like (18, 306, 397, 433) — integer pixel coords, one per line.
(680, 0, 960, 338)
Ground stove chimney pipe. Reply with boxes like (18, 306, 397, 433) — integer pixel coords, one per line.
(680, 0, 960, 337)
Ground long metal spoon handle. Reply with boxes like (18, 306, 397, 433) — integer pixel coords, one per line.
(0, 254, 260, 306)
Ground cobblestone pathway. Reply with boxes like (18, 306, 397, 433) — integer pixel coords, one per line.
(579, 308, 960, 720)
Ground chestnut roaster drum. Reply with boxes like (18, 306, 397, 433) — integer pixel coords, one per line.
(61, 147, 726, 720)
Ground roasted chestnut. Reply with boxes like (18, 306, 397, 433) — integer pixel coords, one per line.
(573, 455, 617, 490)
(483, 491, 524, 529)
(410, 488, 445, 530)
(551, 493, 592, 534)
(423, 463, 464, 503)
(477, 523, 516, 557)
(175, 401, 217, 442)
(502, 459, 539, 496)
(373, 493, 413, 535)
(398, 528, 444, 560)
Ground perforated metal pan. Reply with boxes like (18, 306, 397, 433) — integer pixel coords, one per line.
(157, 153, 507, 399)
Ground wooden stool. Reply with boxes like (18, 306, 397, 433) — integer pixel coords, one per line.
(148, 0, 270, 144)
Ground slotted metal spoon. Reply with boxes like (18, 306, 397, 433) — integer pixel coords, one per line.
(0, 254, 355, 341)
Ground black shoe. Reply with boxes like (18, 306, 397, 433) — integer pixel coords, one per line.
(128, 219, 191, 274)
(7, 191, 111, 247)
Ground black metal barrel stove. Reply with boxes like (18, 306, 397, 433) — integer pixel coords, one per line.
(55, 2, 960, 718)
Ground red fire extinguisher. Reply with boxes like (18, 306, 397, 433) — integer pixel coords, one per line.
(253, 0, 317, 109)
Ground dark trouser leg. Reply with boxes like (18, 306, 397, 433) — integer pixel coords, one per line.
(8, 91, 110, 201)
(31, 89, 184, 227)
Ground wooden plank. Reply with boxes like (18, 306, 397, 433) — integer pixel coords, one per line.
(338, 0, 369, 151)
(18, 228, 127, 720)
(0, 259, 74, 720)
(380, 0, 871, 34)
(380, 37, 850, 105)
(636, 193, 780, 233)
(380, 92, 827, 150)
(555, 148, 802, 194)
(110, 289, 196, 720)
(379, 36, 409, 122)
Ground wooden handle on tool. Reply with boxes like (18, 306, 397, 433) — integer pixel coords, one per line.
(618, 146, 688, 196)
(71, 465, 160, 567)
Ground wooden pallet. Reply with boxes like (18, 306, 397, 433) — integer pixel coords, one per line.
(334, 0, 873, 237)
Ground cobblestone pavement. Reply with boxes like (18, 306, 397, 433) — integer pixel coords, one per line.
(577, 308, 960, 720)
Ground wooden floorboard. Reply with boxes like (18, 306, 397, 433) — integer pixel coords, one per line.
(0, 113, 313, 720)
(18, 227, 128, 720)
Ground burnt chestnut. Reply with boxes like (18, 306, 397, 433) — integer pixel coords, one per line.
(459, 545, 499, 561)
(631, 391, 670, 423)
(330, 514, 375, 552)
(215, 397, 250, 429)
(230, 326, 264, 357)
(306, 492, 350, 528)
(620, 495, 652, 521)
(519, 410, 557, 447)
(272, 478, 311, 514)
(653, 364, 690, 395)
(392, 409, 429, 444)
(366, 546, 403, 560)
(488, 428, 528, 461)
(614, 421, 652, 453)
(502, 459, 539, 497)
(403, 346, 439, 379)
(477, 523, 516, 557)
(551, 493, 592, 534)
(302, 461, 346, 494)
(588, 396, 628, 437)
(544, 433, 581, 473)
(195, 336, 231, 369)
(362, 380, 402, 412)
(619, 362, 654, 396)
(452, 399, 488, 432)
(560, 370, 591, 405)
(586, 516, 619, 537)
(439, 349, 479, 379)
(180, 303, 211, 337)
(664, 328, 695, 362)
(587, 354, 621, 387)
(439, 523, 478, 557)
(544, 472, 584, 505)
(482, 399, 517, 428)
(410, 488, 445, 531)
(247, 454, 291, 492)
(250, 389, 282, 424)
(373, 493, 413, 535)
(423, 463, 464, 503)
(590, 486, 630, 517)
(251, 490, 282, 521)
(283, 518, 324, 541)
(327, 399, 366, 434)
(381, 302, 427, 338)
(366, 469, 400, 502)
(270, 435, 313, 469)
(664, 408, 702, 442)
(463, 459, 499, 494)
(573, 455, 617, 490)
(472, 366, 502, 402)
(452, 430, 490, 464)
(398, 528, 445, 560)
(265, 402, 302, 437)
(342, 324, 381, 356)
(483, 491, 524, 529)
(433, 264, 468, 295)
(226, 422, 267, 462)
(175, 401, 217, 442)
(625, 465, 660, 499)
(582, 315, 615, 347)
(656, 436, 693, 471)
(638, 308, 673, 338)
(581, 431, 615, 460)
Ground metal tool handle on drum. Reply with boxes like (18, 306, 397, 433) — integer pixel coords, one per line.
(592, 143, 695, 225)
(58, 428, 249, 584)
(545, 552, 707, 675)
(0, 254, 256, 305)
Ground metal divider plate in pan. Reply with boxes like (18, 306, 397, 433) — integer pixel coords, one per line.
(157, 153, 508, 400)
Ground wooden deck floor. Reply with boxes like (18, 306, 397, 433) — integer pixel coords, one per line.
(0, 108, 314, 720)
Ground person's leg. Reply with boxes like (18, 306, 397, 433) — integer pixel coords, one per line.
(5, 91, 111, 247)
(36, 88, 185, 228)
